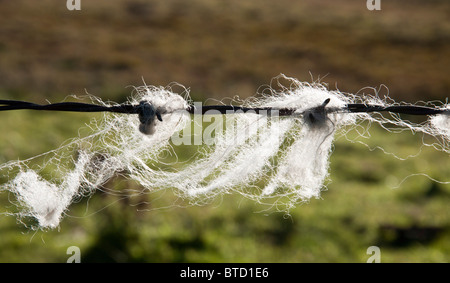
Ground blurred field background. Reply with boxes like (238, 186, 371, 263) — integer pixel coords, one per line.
(0, 0, 449, 262)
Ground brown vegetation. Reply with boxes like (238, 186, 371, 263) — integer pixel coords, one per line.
(0, 0, 448, 103)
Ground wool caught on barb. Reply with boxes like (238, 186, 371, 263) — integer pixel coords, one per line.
(1, 84, 191, 229)
(0, 75, 449, 230)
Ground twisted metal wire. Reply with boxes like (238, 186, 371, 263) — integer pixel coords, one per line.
(1, 98, 448, 117)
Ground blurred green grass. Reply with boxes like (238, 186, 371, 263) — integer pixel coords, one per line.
(0, 0, 449, 262)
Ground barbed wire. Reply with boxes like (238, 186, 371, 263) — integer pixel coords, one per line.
(1, 98, 448, 117)
(2, 86, 448, 230)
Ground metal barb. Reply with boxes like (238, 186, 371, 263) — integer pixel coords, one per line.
(303, 98, 331, 127)
(137, 101, 163, 135)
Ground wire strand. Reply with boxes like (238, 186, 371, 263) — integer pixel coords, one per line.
(0, 99, 448, 117)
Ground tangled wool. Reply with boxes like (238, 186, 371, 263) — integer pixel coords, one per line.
(0, 75, 448, 230)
